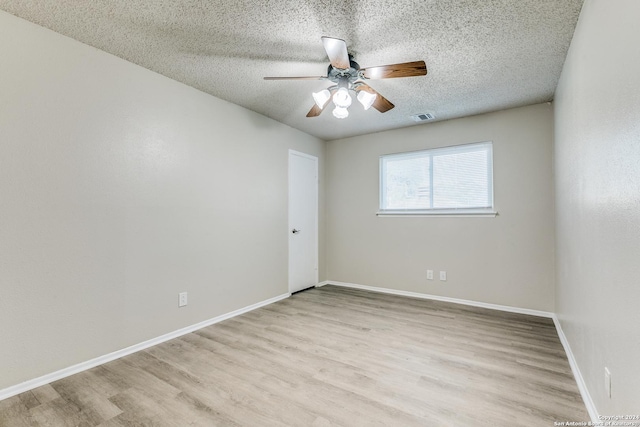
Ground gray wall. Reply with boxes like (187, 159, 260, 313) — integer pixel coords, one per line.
(554, 0, 640, 414)
(326, 104, 556, 311)
(0, 11, 325, 390)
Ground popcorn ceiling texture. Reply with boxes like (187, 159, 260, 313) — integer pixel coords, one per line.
(0, 0, 583, 140)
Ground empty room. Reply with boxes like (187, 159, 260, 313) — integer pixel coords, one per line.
(1, 0, 639, 425)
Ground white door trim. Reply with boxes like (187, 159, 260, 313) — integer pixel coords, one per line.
(289, 149, 318, 161)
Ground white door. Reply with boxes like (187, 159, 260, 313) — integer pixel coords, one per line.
(288, 150, 318, 293)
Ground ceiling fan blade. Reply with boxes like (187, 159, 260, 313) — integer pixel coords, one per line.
(306, 95, 332, 117)
(306, 104, 323, 117)
(355, 84, 395, 113)
(321, 36, 350, 70)
(263, 76, 326, 80)
(360, 61, 427, 79)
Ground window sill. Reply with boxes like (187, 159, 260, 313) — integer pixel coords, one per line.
(376, 210, 498, 218)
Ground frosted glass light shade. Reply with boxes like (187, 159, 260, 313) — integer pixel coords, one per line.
(312, 89, 331, 108)
(332, 87, 352, 108)
(357, 90, 377, 110)
(332, 106, 349, 119)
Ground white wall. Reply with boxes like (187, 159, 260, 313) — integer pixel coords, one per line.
(326, 104, 555, 311)
(554, 0, 640, 415)
(0, 11, 325, 390)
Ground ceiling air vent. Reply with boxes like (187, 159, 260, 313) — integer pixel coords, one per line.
(411, 113, 436, 122)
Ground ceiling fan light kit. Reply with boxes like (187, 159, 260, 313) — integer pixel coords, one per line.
(333, 87, 352, 109)
(332, 106, 349, 119)
(264, 36, 427, 119)
(312, 89, 331, 108)
(357, 90, 377, 110)
(312, 83, 375, 117)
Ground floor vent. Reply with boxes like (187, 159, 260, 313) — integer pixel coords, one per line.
(411, 112, 436, 122)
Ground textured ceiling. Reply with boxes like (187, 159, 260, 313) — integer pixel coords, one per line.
(0, 0, 584, 141)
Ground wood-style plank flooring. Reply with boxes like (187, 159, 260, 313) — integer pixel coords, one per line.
(1, 285, 589, 426)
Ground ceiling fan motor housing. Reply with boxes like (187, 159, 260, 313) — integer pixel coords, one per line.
(327, 56, 362, 89)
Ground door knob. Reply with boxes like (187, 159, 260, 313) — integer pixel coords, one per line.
(292, 229, 301, 234)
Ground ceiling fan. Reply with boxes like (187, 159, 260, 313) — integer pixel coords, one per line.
(264, 36, 427, 119)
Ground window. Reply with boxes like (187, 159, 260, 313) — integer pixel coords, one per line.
(379, 141, 495, 216)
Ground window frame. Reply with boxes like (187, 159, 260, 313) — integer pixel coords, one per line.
(378, 141, 497, 217)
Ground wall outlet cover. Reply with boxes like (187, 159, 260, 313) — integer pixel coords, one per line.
(179, 292, 188, 307)
(439, 271, 447, 281)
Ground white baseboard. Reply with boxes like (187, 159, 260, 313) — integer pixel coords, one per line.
(0, 292, 290, 401)
(317, 280, 554, 318)
(318, 280, 598, 420)
(552, 315, 600, 423)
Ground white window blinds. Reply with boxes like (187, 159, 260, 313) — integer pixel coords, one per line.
(379, 142, 494, 215)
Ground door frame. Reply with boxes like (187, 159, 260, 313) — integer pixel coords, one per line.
(288, 149, 319, 293)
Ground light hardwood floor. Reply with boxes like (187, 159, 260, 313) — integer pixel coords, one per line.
(1, 285, 589, 426)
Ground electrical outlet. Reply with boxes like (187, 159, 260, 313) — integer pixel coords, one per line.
(605, 367, 611, 398)
(427, 270, 434, 280)
(179, 292, 188, 307)
(439, 271, 447, 281)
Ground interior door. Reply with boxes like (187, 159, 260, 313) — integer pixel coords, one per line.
(288, 150, 318, 293)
